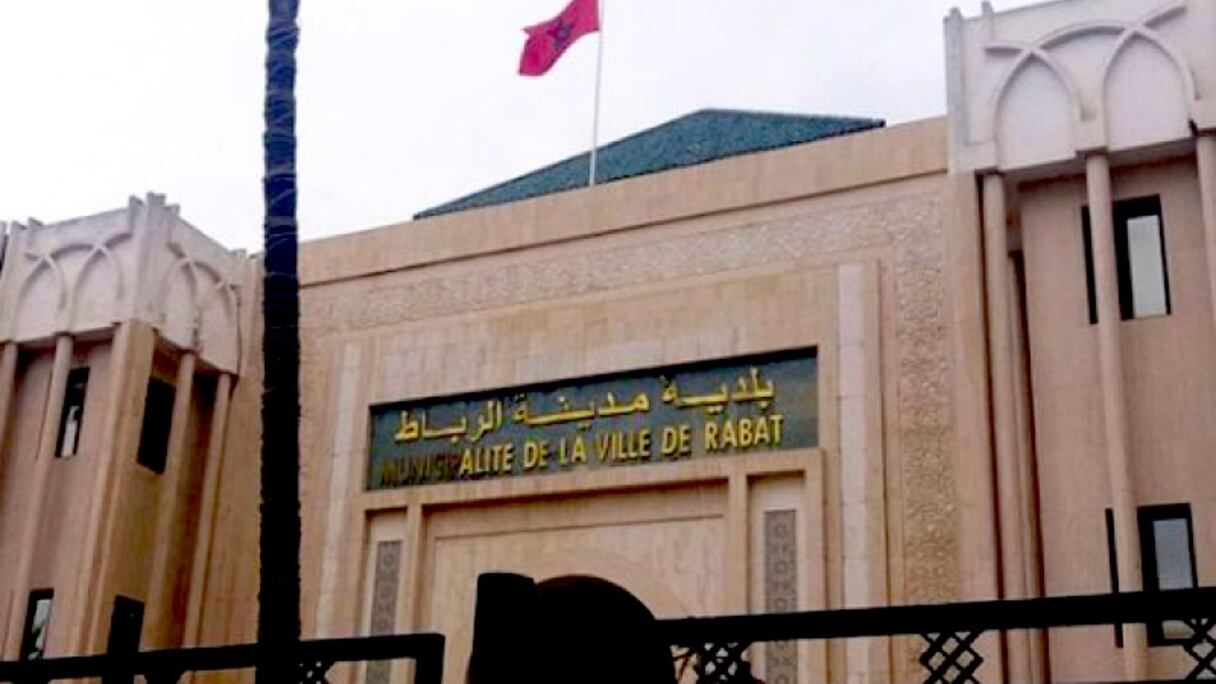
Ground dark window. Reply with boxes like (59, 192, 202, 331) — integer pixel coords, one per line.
(1082, 219, 1099, 325)
(1104, 509, 1123, 647)
(106, 596, 144, 655)
(19, 589, 53, 660)
(1138, 503, 1198, 645)
(55, 368, 89, 458)
(1082, 196, 1171, 323)
(136, 379, 175, 474)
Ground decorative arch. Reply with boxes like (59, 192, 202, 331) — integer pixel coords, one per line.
(159, 256, 204, 347)
(1098, 2, 1194, 102)
(985, 40, 1086, 138)
(981, 1, 1194, 158)
(17, 252, 68, 316)
(66, 232, 130, 326)
(13, 254, 66, 337)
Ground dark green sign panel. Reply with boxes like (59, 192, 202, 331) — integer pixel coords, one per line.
(367, 348, 817, 490)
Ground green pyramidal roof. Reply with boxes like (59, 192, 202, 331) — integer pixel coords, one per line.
(415, 109, 884, 219)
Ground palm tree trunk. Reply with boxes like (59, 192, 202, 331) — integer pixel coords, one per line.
(259, 0, 302, 680)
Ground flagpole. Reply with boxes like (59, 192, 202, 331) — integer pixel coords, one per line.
(588, 0, 606, 186)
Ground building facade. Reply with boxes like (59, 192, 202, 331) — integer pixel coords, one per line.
(1, 0, 1214, 682)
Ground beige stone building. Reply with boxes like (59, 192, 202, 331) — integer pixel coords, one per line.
(1, 0, 1214, 682)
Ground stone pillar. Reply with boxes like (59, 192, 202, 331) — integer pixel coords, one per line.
(0, 342, 19, 456)
(69, 321, 136, 654)
(1007, 254, 1047, 681)
(1197, 135, 1216, 330)
(725, 474, 749, 614)
(1085, 153, 1148, 679)
(0, 341, 17, 652)
(3, 334, 73, 658)
(143, 351, 198, 648)
(982, 173, 1033, 682)
(183, 372, 233, 648)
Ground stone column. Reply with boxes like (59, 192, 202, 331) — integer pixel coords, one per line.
(3, 334, 73, 658)
(983, 173, 1033, 682)
(1008, 254, 1047, 681)
(725, 474, 749, 614)
(1085, 153, 1148, 679)
(183, 372, 233, 648)
(0, 342, 19, 457)
(1197, 135, 1216, 330)
(143, 351, 197, 648)
(69, 321, 137, 654)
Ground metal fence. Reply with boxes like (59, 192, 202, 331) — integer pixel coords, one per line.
(0, 632, 444, 684)
(660, 587, 1216, 684)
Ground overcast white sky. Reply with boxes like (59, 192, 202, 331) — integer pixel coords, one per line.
(0, 0, 1042, 252)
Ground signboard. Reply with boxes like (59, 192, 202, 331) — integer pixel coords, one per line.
(366, 349, 817, 490)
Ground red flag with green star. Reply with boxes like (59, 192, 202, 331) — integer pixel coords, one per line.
(519, 0, 600, 77)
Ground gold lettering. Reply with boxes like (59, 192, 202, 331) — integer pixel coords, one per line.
(770, 413, 784, 445)
(572, 435, 588, 464)
(596, 433, 611, 462)
(679, 424, 692, 456)
(738, 418, 754, 449)
(557, 438, 568, 466)
(502, 443, 515, 473)
(523, 440, 541, 470)
(720, 419, 737, 449)
(380, 461, 398, 487)
(661, 426, 679, 457)
(458, 449, 474, 477)
(753, 414, 771, 446)
(638, 429, 652, 458)
(704, 421, 719, 452)
(394, 410, 422, 443)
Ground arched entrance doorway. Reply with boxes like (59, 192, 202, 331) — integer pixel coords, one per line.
(534, 576, 676, 684)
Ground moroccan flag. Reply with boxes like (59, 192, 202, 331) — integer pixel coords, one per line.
(518, 0, 600, 77)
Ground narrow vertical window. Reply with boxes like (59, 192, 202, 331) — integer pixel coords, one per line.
(20, 589, 54, 660)
(1082, 196, 1170, 323)
(106, 596, 145, 655)
(136, 379, 175, 474)
(1115, 197, 1170, 319)
(55, 367, 89, 458)
(1105, 509, 1123, 647)
(1139, 504, 1197, 644)
(1081, 212, 1099, 325)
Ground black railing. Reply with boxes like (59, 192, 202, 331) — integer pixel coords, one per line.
(659, 587, 1216, 684)
(0, 632, 444, 684)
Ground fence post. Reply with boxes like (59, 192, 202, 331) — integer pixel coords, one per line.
(466, 573, 538, 684)
(414, 634, 446, 684)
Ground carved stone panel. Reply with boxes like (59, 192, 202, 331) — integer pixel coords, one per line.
(765, 509, 798, 684)
(366, 540, 401, 684)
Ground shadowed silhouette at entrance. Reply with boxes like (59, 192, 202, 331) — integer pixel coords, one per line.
(468, 572, 676, 684)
